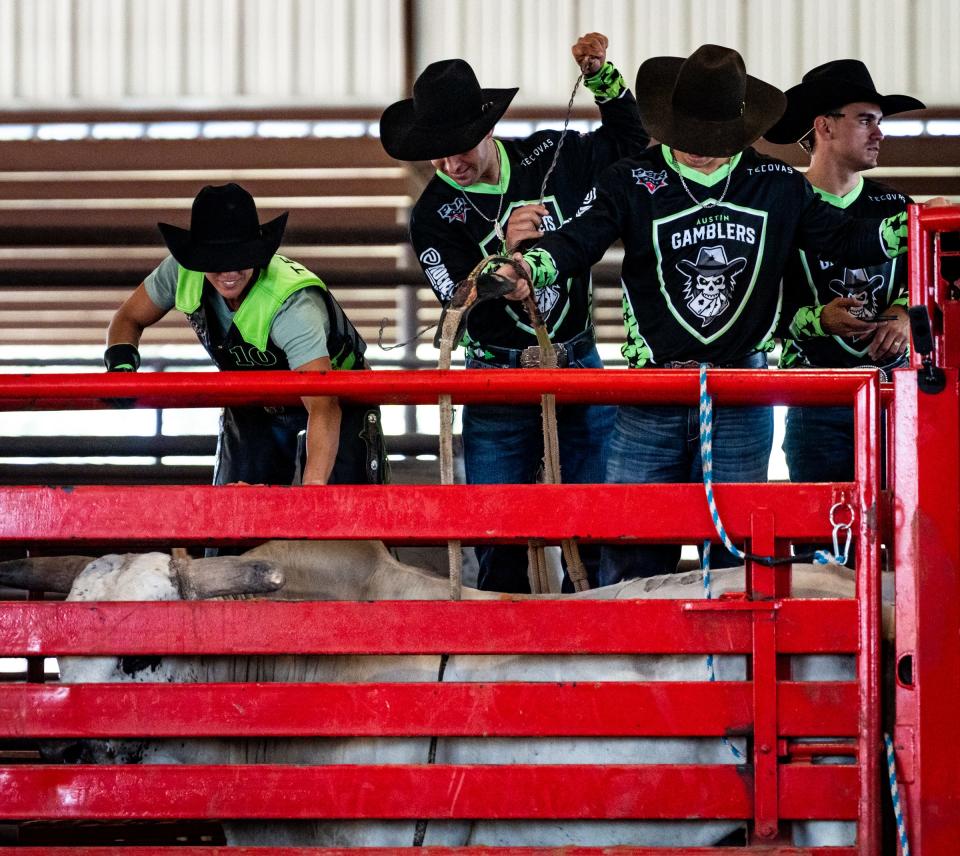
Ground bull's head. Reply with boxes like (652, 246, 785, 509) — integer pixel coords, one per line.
(0, 552, 284, 598)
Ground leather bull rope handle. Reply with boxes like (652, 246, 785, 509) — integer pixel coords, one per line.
(515, 277, 591, 594)
(436, 256, 514, 600)
(436, 256, 590, 596)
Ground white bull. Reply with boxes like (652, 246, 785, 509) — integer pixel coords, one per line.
(1, 540, 875, 847)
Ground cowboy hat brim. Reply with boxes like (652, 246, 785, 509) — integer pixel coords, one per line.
(379, 87, 518, 162)
(678, 258, 748, 277)
(764, 80, 925, 144)
(636, 56, 786, 158)
(158, 212, 289, 272)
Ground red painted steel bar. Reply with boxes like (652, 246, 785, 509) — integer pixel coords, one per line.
(853, 374, 883, 855)
(0, 681, 856, 739)
(0, 764, 857, 820)
(0, 368, 876, 410)
(0, 599, 858, 657)
(895, 206, 960, 855)
(748, 512, 781, 843)
(12, 848, 860, 855)
(0, 483, 848, 545)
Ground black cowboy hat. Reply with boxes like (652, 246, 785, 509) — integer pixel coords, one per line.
(677, 245, 747, 279)
(379, 58, 518, 162)
(158, 183, 288, 272)
(764, 59, 925, 145)
(635, 44, 786, 158)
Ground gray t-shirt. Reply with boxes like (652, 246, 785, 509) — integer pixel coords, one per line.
(144, 255, 331, 368)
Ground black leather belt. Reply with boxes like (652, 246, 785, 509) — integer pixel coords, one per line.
(470, 328, 596, 368)
(655, 352, 766, 369)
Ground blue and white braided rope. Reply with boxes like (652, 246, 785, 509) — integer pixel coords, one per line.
(701, 540, 746, 762)
(885, 732, 910, 856)
(697, 365, 849, 567)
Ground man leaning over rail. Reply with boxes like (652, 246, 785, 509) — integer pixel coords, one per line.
(379, 32, 649, 594)
(492, 44, 921, 584)
(763, 60, 924, 486)
(105, 182, 386, 488)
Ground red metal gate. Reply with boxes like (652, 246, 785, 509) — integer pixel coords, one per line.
(0, 370, 879, 854)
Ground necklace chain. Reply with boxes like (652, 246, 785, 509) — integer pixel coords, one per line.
(675, 160, 733, 210)
(461, 143, 506, 242)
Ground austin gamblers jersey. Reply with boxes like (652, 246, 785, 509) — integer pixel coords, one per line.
(409, 63, 648, 355)
(523, 145, 905, 368)
(780, 177, 910, 373)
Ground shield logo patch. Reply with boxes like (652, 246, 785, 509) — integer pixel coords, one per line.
(653, 202, 767, 344)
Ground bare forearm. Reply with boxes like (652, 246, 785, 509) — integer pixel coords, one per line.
(301, 396, 342, 485)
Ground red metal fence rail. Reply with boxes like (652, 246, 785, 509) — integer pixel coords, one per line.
(0, 359, 882, 852)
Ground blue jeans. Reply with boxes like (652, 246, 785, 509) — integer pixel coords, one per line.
(599, 356, 773, 584)
(783, 406, 854, 483)
(463, 347, 614, 593)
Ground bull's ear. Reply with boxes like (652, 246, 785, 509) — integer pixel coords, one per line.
(175, 556, 285, 599)
(0, 556, 94, 593)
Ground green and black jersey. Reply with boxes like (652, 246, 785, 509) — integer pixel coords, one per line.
(523, 145, 906, 367)
(409, 62, 648, 356)
(779, 176, 910, 373)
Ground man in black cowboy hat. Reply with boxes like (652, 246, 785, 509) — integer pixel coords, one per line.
(763, 60, 925, 486)
(380, 33, 648, 593)
(105, 183, 384, 489)
(493, 44, 914, 582)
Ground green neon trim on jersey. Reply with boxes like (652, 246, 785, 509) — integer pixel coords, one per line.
(175, 256, 326, 352)
(811, 176, 864, 209)
(652, 199, 768, 345)
(436, 139, 511, 194)
(882, 211, 908, 258)
(584, 62, 625, 101)
(662, 145, 742, 188)
(620, 285, 653, 367)
(523, 248, 559, 290)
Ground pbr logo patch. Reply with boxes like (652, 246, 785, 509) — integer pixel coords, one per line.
(632, 167, 668, 194)
(438, 197, 469, 224)
(654, 203, 766, 344)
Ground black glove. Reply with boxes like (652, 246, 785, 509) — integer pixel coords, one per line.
(104, 343, 141, 372)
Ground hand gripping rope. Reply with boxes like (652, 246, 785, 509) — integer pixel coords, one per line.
(434, 256, 590, 596)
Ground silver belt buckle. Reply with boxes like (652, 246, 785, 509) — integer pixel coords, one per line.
(519, 343, 568, 368)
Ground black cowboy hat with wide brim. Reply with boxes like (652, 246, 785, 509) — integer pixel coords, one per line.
(636, 44, 786, 158)
(764, 59, 926, 145)
(380, 58, 518, 162)
(158, 183, 288, 272)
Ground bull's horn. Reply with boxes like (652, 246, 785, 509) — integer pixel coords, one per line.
(0, 556, 94, 593)
(174, 556, 285, 599)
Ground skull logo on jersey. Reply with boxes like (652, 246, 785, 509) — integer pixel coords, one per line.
(438, 197, 469, 224)
(676, 245, 747, 326)
(632, 168, 668, 194)
(828, 268, 886, 318)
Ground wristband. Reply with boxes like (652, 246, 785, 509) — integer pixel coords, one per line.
(104, 343, 141, 372)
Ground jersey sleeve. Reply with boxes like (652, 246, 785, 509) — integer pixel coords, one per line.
(269, 288, 331, 369)
(796, 181, 904, 266)
(142, 254, 180, 311)
(409, 202, 476, 305)
(522, 164, 629, 289)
